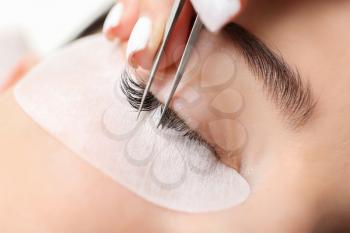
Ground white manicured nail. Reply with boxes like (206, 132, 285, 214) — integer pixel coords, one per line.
(191, 0, 241, 32)
(126, 17, 152, 63)
(103, 2, 124, 34)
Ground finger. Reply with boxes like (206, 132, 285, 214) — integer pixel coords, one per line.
(125, 0, 194, 70)
(0, 54, 39, 93)
(131, 0, 194, 70)
(125, 0, 172, 69)
(103, 0, 140, 41)
(191, 0, 245, 33)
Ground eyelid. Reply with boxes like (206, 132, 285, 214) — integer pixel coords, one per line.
(120, 68, 219, 157)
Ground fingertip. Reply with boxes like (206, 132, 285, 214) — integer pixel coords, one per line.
(133, 16, 167, 70)
(103, 3, 124, 31)
(103, 0, 140, 41)
(126, 0, 193, 70)
(0, 54, 39, 92)
(103, 2, 125, 39)
(191, 0, 243, 33)
(126, 16, 153, 68)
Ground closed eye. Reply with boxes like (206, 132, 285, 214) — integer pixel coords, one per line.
(120, 68, 220, 157)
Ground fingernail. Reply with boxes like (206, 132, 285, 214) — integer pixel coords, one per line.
(191, 0, 241, 32)
(103, 2, 124, 34)
(126, 16, 152, 65)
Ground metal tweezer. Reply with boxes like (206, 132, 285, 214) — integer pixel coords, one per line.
(137, 0, 203, 127)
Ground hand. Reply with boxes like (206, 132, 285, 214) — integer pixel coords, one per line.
(103, 0, 245, 70)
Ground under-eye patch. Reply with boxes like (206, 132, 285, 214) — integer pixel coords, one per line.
(15, 35, 250, 213)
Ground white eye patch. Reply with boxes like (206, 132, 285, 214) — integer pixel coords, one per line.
(15, 35, 250, 213)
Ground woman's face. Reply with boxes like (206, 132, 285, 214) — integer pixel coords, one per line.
(11, 0, 350, 232)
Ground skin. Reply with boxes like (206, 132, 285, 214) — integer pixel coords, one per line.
(1, 37, 312, 233)
(0, 29, 37, 92)
(1, 0, 350, 232)
(0, 55, 38, 92)
(104, 0, 245, 69)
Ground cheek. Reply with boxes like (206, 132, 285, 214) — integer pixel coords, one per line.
(15, 35, 250, 213)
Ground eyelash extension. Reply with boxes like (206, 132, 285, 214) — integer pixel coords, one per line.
(120, 70, 159, 112)
(120, 69, 212, 147)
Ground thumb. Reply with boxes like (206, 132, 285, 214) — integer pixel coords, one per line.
(191, 0, 246, 33)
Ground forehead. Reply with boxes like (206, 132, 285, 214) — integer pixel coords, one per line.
(237, 3, 350, 126)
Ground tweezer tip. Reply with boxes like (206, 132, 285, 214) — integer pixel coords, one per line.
(136, 91, 148, 120)
(136, 110, 142, 120)
(157, 109, 167, 129)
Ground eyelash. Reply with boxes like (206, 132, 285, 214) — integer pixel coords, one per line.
(120, 69, 217, 154)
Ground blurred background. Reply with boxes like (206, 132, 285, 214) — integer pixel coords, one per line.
(0, 0, 113, 54)
(0, 0, 113, 90)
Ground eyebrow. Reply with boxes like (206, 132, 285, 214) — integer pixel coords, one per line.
(223, 23, 316, 128)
